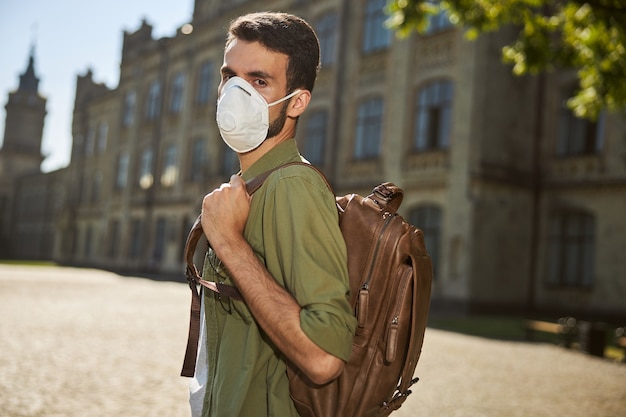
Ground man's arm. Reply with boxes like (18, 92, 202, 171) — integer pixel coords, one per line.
(201, 175, 344, 385)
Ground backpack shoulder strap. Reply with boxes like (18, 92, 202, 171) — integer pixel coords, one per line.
(246, 161, 333, 195)
(183, 161, 329, 292)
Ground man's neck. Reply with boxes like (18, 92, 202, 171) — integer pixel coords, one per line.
(238, 130, 294, 173)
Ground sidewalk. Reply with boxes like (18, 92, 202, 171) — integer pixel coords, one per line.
(1, 264, 624, 417)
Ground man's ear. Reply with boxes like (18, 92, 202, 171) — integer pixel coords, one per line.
(287, 90, 311, 118)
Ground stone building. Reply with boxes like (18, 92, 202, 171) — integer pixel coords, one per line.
(45, 0, 626, 319)
(11, 168, 67, 260)
(0, 47, 50, 258)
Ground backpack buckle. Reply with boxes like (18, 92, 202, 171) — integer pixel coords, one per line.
(185, 265, 200, 289)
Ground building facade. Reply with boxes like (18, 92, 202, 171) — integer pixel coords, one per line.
(0, 47, 48, 258)
(9, 0, 625, 320)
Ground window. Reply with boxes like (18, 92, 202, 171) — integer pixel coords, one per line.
(556, 94, 604, 156)
(317, 13, 338, 66)
(161, 144, 178, 187)
(303, 111, 328, 165)
(409, 205, 442, 278)
(414, 80, 454, 151)
(91, 172, 102, 203)
(153, 217, 167, 262)
(424, 2, 454, 34)
(197, 61, 214, 105)
(71, 227, 79, 257)
(170, 72, 186, 113)
(122, 90, 136, 127)
(108, 219, 119, 259)
(354, 97, 384, 159)
(97, 122, 108, 154)
(115, 152, 129, 189)
(362, 0, 392, 53)
(85, 127, 96, 156)
(547, 211, 595, 287)
(128, 219, 143, 259)
(80, 176, 88, 203)
(190, 138, 207, 182)
(84, 225, 93, 259)
(145, 80, 161, 120)
(220, 146, 239, 178)
(180, 217, 193, 259)
(139, 148, 154, 189)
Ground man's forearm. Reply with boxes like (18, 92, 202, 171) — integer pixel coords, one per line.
(214, 235, 344, 385)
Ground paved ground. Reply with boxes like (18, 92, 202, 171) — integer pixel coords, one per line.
(0, 264, 624, 417)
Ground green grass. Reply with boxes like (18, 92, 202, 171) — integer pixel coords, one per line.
(427, 314, 625, 362)
(428, 315, 530, 341)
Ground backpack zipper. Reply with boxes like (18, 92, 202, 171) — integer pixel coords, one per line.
(386, 266, 412, 363)
(356, 212, 395, 328)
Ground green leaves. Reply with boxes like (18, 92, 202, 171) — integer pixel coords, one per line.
(385, 0, 626, 119)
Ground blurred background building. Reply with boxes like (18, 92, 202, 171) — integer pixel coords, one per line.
(0, 47, 60, 259)
(2, 0, 625, 321)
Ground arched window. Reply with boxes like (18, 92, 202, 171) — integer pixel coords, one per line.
(196, 60, 214, 105)
(303, 110, 328, 165)
(556, 89, 604, 156)
(316, 13, 338, 66)
(169, 72, 186, 113)
(424, 1, 454, 34)
(115, 152, 129, 190)
(547, 210, 595, 287)
(354, 97, 384, 160)
(145, 80, 161, 120)
(362, 0, 392, 53)
(122, 90, 136, 127)
(189, 138, 207, 182)
(139, 148, 154, 189)
(161, 144, 178, 187)
(414, 80, 454, 151)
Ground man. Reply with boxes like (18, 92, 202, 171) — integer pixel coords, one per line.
(189, 12, 357, 417)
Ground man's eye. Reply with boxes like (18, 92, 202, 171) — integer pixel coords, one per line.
(253, 79, 267, 87)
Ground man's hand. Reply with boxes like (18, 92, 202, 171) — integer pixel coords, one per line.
(201, 175, 252, 253)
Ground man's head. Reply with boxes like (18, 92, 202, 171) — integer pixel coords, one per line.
(226, 12, 320, 93)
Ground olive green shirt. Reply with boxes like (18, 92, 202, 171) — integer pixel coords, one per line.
(198, 139, 356, 417)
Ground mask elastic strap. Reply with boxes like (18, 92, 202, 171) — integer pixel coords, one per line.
(268, 89, 301, 107)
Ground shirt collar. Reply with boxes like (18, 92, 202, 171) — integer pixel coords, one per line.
(242, 139, 303, 181)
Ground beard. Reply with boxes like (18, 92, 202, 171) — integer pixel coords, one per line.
(265, 101, 289, 140)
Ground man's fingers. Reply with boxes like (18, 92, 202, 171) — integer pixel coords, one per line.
(229, 174, 246, 189)
(229, 175, 251, 202)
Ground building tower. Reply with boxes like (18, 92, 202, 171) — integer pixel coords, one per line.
(0, 46, 47, 256)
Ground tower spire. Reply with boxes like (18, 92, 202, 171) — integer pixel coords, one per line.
(19, 28, 40, 93)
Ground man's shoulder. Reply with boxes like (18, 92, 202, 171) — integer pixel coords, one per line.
(266, 163, 331, 196)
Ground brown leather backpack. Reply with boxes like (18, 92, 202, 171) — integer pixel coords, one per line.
(181, 163, 433, 417)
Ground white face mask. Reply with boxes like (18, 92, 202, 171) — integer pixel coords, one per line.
(216, 76, 300, 153)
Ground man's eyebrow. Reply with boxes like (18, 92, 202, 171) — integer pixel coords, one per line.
(246, 70, 274, 81)
(220, 66, 235, 76)
(221, 65, 274, 80)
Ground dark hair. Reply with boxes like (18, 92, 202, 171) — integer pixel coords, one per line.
(226, 12, 321, 93)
